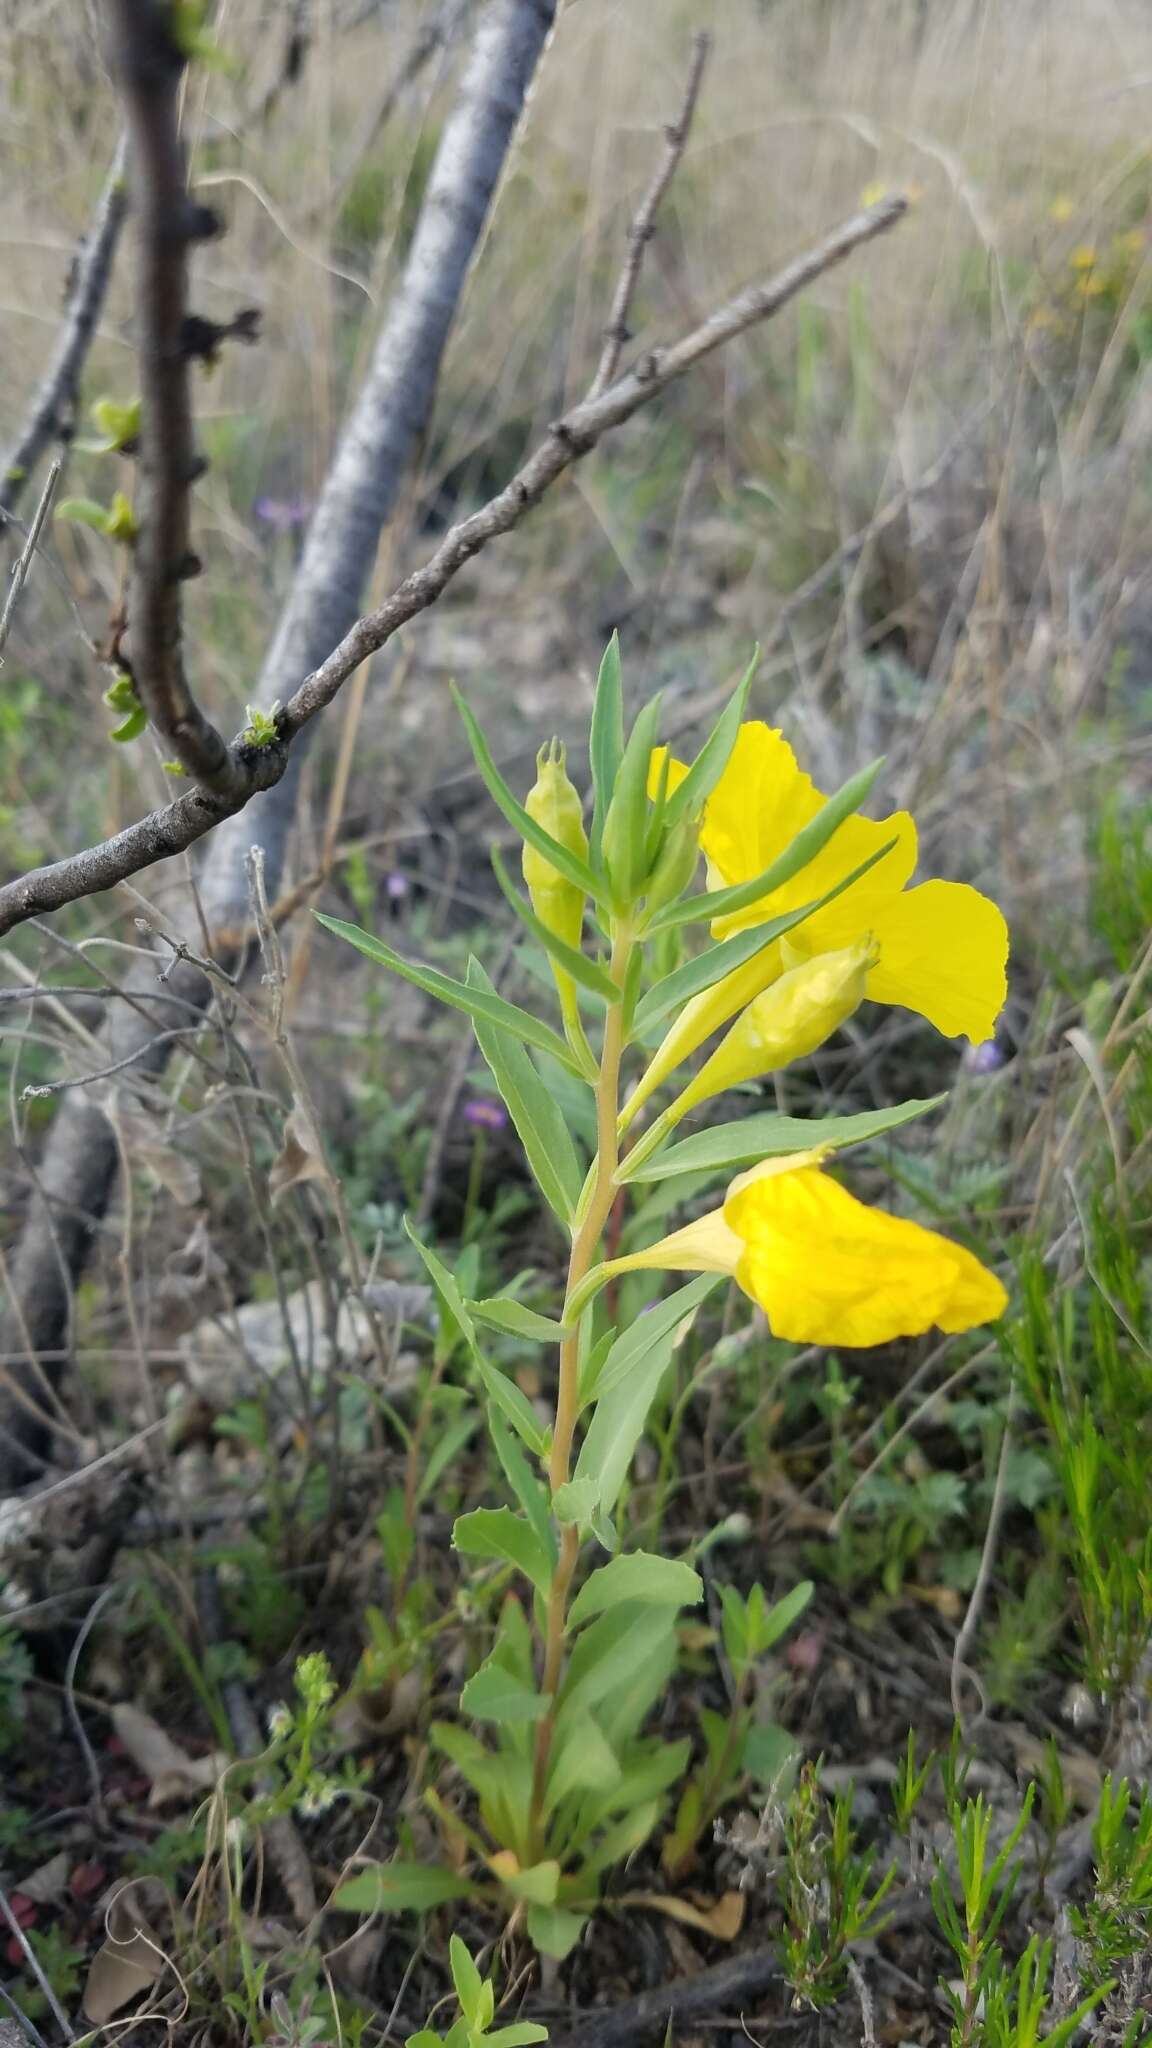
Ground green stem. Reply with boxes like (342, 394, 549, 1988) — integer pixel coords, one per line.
(530, 925, 633, 1845)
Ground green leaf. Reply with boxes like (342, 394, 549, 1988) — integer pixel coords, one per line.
(314, 915, 582, 1076)
(743, 1722, 798, 1786)
(460, 1657, 549, 1726)
(754, 1579, 814, 1652)
(660, 651, 757, 833)
(451, 686, 608, 906)
(467, 958, 585, 1224)
(589, 633, 625, 860)
(489, 1413, 554, 1559)
(558, 1603, 676, 1719)
(490, 849, 616, 1000)
(54, 496, 113, 533)
(601, 693, 664, 903)
(579, 1797, 662, 1879)
(586, 1274, 721, 1402)
(415, 1408, 481, 1505)
(575, 1291, 708, 1512)
(569, 1552, 702, 1629)
(720, 1586, 750, 1680)
(545, 1717, 622, 1812)
(453, 1508, 553, 1597)
(485, 2026, 550, 2048)
(497, 1858, 560, 1906)
(449, 1936, 485, 2028)
(525, 1905, 588, 1961)
(553, 1478, 599, 1526)
(577, 1326, 616, 1407)
(332, 1863, 474, 1913)
(620, 1096, 945, 1184)
(470, 1296, 568, 1343)
(110, 705, 148, 743)
(645, 756, 886, 933)
(403, 2031, 442, 2047)
(477, 1358, 548, 1456)
(403, 1221, 478, 1353)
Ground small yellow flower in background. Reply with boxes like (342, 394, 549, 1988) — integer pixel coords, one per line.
(649, 723, 1008, 1044)
(1049, 195, 1075, 224)
(612, 1152, 1008, 1347)
(1112, 228, 1145, 262)
(1069, 243, 1098, 273)
(860, 180, 890, 208)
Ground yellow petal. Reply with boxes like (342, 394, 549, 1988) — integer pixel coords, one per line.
(614, 1206, 744, 1278)
(647, 747, 691, 802)
(863, 880, 1009, 1042)
(723, 1166, 1007, 1346)
(621, 939, 784, 1129)
(701, 723, 917, 939)
(671, 945, 872, 1118)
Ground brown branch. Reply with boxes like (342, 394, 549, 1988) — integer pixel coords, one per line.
(0, 139, 128, 524)
(588, 31, 710, 401)
(105, 0, 240, 797)
(0, 192, 906, 943)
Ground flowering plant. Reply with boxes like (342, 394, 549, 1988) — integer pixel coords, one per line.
(318, 639, 1008, 1954)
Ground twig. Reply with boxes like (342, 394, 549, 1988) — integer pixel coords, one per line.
(0, 141, 128, 525)
(951, 1372, 1019, 1728)
(546, 1945, 782, 2048)
(64, 1582, 120, 1826)
(105, 0, 240, 796)
(0, 194, 907, 941)
(0, 1887, 76, 2043)
(0, 460, 61, 661)
(588, 32, 710, 400)
(19, 1025, 200, 1099)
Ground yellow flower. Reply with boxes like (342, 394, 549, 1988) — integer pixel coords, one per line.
(648, 723, 1008, 1043)
(624, 943, 872, 1131)
(611, 1152, 1008, 1347)
(1068, 243, 1097, 272)
(1049, 195, 1075, 224)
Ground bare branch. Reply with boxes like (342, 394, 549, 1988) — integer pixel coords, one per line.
(0, 139, 128, 524)
(11, 219, 894, 940)
(588, 31, 710, 401)
(0, 194, 906, 944)
(105, 0, 240, 796)
(0, 459, 61, 660)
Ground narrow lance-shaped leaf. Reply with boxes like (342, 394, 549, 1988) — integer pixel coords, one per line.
(490, 847, 617, 1001)
(644, 756, 885, 933)
(315, 914, 583, 1075)
(601, 693, 665, 905)
(589, 632, 625, 860)
(617, 1095, 945, 1185)
(660, 649, 757, 835)
(467, 958, 584, 1225)
(451, 685, 611, 907)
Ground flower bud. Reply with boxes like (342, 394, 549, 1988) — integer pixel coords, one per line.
(668, 943, 874, 1121)
(644, 810, 701, 916)
(522, 739, 588, 953)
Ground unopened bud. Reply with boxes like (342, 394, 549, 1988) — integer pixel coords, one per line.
(522, 739, 588, 953)
(644, 810, 701, 915)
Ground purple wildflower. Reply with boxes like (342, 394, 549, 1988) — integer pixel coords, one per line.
(463, 1097, 508, 1133)
(253, 494, 311, 533)
(963, 1038, 1006, 1076)
(386, 871, 410, 902)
